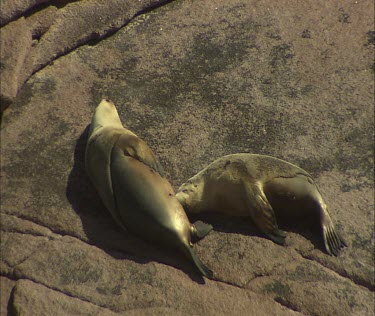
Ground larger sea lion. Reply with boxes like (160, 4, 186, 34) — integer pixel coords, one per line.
(85, 99, 213, 278)
(176, 153, 347, 256)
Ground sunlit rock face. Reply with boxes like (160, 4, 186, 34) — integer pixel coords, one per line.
(1, 1, 374, 315)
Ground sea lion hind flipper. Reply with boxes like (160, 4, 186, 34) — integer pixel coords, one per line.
(323, 223, 347, 256)
(269, 230, 287, 245)
(243, 182, 286, 245)
(116, 133, 165, 177)
(186, 246, 213, 279)
(191, 221, 213, 242)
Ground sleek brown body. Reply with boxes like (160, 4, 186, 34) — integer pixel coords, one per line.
(176, 154, 347, 255)
(85, 99, 213, 277)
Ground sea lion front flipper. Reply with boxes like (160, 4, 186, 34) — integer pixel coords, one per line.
(243, 182, 286, 245)
(191, 221, 213, 243)
(116, 133, 165, 177)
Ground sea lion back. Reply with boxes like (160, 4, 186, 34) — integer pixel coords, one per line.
(221, 154, 311, 182)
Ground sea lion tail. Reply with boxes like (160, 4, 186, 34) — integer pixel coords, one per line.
(323, 223, 347, 256)
(186, 247, 213, 279)
(191, 221, 213, 242)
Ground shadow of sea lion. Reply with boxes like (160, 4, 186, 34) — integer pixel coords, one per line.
(66, 125, 205, 283)
(187, 208, 325, 252)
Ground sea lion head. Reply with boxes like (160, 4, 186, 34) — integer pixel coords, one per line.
(89, 99, 123, 135)
(176, 181, 202, 213)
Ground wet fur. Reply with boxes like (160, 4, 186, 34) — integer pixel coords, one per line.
(86, 99, 213, 277)
(176, 154, 347, 256)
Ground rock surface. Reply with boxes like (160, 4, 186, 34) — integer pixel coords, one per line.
(0, 0, 173, 111)
(1, 0, 374, 315)
(0, 18, 32, 111)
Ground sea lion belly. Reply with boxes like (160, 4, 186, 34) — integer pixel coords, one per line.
(202, 178, 248, 216)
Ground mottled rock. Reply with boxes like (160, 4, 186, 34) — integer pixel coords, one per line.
(8, 233, 298, 315)
(0, 232, 49, 275)
(27, 0, 174, 75)
(0, 276, 15, 315)
(247, 260, 375, 316)
(11, 279, 118, 316)
(26, 5, 58, 39)
(0, 0, 49, 26)
(0, 18, 32, 111)
(1, 1, 173, 110)
(1, 0, 374, 315)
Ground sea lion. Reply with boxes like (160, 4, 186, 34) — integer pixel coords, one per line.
(176, 153, 347, 256)
(85, 99, 213, 278)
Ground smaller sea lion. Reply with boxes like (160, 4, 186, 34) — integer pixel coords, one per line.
(176, 153, 347, 256)
(85, 99, 213, 278)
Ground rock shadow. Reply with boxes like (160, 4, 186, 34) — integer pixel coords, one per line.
(188, 210, 326, 254)
(66, 125, 206, 284)
(276, 212, 327, 252)
(188, 212, 261, 238)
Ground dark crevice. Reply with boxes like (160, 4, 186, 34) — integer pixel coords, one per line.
(1, 230, 54, 239)
(243, 255, 299, 289)
(213, 277, 303, 314)
(3, 272, 304, 315)
(85, 26, 125, 47)
(2, 212, 189, 273)
(86, 0, 175, 47)
(1, 0, 81, 27)
(23, 0, 79, 19)
(5, 212, 373, 292)
(212, 277, 243, 289)
(133, 0, 175, 18)
(32, 0, 176, 73)
(274, 297, 303, 314)
(5, 276, 118, 313)
(296, 249, 374, 292)
(2, 0, 177, 108)
(2, 212, 62, 236)
(7, 282, 17, 316)
(4, 240, 51, 273)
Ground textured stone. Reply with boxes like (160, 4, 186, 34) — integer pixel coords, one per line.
(0, 0, 49, 26)
(1, 0, 374, 315)
(0, 18, 32, 111)
(11, 279, 118, 316)
(0, 276, 15, 315)
(247, 260, 375, 316)
(8, 233, 298, 315)
(1, 1, 173, 110)
(26, 5, 58, 39)
(26, 0, 174, 75)
(0, 232, 49, 275)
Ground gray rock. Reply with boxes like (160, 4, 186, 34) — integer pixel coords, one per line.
(0, 0, 175, 110)
(11, 279, 118, 316)
(26, 5, 58, 40)
(0, 0, 50, 26)
(0, 17, 32, 111)
(0, 276, 15, 315)
(5, 232, 298, 315)
(1, 0, 374, 315)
